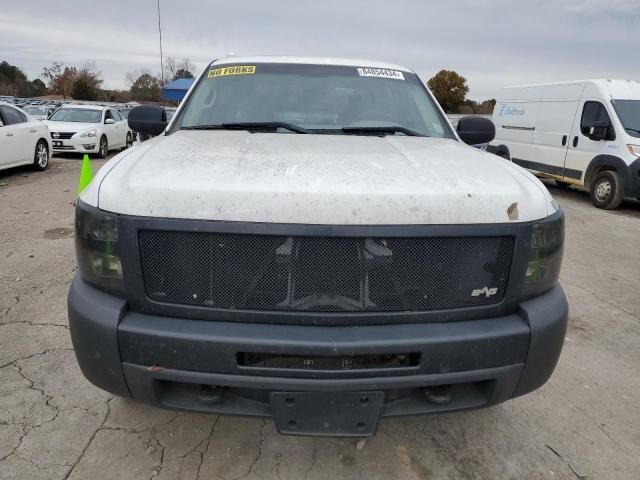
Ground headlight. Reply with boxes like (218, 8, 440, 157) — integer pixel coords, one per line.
(80, 129, 97, 138)
(75, 201, 124, 294)
(627, 144, 640, 157)
(521, 211, 564, 299)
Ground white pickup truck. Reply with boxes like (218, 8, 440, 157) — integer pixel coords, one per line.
(68, 56, 567, 437)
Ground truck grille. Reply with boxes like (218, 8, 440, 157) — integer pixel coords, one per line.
(139, 231, 514, 312)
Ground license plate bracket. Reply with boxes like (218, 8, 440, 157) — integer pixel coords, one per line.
(270, 391, 384, 437)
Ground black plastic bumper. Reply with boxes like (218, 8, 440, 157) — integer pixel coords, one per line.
(68, 276, 568, 429)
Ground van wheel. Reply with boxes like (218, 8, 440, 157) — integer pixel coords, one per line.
(590, 170, 624, 209)
(98, 136, 108, 158)
(33, 140, 49, 171)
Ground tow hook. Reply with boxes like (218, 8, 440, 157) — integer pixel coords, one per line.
(424, 385, 452, 404)
(198, 385, 223, 404)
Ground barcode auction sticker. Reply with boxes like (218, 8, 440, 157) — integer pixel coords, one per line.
(208, 65, 256, 78)
(357, 67, 405, 80)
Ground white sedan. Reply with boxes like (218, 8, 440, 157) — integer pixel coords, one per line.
(0, 102, 51, 172)
(45, 105, 133, 158)
(23, 104, 57, 121)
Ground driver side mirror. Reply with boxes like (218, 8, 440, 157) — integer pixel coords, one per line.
(127, 106, 168, 136)
(456, 116, 496, 146)
(588, 120, 612, 141)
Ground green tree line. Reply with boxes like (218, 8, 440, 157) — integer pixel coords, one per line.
(2, 59, 491, 112)
(0, 57, 195, 103)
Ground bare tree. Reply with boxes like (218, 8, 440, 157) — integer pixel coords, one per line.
(125, 68, 151, 88)
(162, 57, 177, 84)
(162, 57, 196, 83)
(177, 58, 195, 75)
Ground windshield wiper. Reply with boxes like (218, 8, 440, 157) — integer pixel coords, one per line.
(624, 127, 640, 135)
(341, 125, 427, 137)
(182, 122, 308, 134)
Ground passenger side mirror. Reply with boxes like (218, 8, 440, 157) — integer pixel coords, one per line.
(127, 106, 168, 136)
(588, 120, 611, 141)
(105, 118, 116, 125)
(456, 116, 496, 146)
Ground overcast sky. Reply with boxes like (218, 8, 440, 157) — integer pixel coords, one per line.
(1, 0, 638, 99)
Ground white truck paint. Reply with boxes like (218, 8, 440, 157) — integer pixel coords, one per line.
(86, 129, 554, 225)
(490, 79, 640, 209)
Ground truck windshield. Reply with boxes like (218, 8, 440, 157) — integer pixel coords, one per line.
(613, 100, 640, 137)
(49, 109, 102, 123)
(173, 63, 452, 138)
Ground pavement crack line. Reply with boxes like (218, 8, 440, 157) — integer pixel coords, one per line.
(304, 439, 318, 479)
(100, 411, 184, 435)
(62, 396, 113, 480)
(0, 426, 27, 463)
(561, 277, 640, 322)
(195, 416, 221, 480)
(1, 295, 20, 319)
(1, 319, 69, 329)
(0, 347, 75, 370)
(230, 419, 268, 480)
(545, 444, 588, 479)
(547, 382, 631, 456)
(149, 437, 165, 480)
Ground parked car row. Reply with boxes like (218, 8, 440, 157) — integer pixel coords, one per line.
(0, 102, 133, 173)
(0, 96, 64, 111)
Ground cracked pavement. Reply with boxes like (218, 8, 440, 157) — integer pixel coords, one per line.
(1, 155, 639, 479)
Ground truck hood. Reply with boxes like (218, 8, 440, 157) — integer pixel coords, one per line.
(90, 130, 554, 224)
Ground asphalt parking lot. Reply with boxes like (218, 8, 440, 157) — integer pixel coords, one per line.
(1, 153, 639, 480)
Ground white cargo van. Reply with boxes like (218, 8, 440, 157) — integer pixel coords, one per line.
(488, 80, 640, 209)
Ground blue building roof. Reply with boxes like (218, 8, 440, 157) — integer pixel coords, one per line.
(163, 78, 194, 101)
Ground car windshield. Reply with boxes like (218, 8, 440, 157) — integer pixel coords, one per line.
(173, 63, 452, 138)
(613, 100, 640, 138)
(48, 108, 102, 123)
(25, 106, 47, 115)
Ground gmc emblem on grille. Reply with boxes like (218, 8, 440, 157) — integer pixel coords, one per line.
(471, 287, 499, 298)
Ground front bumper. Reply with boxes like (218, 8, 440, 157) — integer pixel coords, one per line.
(51, 136, 99, 153)
(68, 276, 568, 434)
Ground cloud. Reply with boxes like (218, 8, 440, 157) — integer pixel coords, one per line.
(0, 0, 637, 98)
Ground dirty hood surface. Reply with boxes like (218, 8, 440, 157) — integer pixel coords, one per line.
(95, 130, 552, 224)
